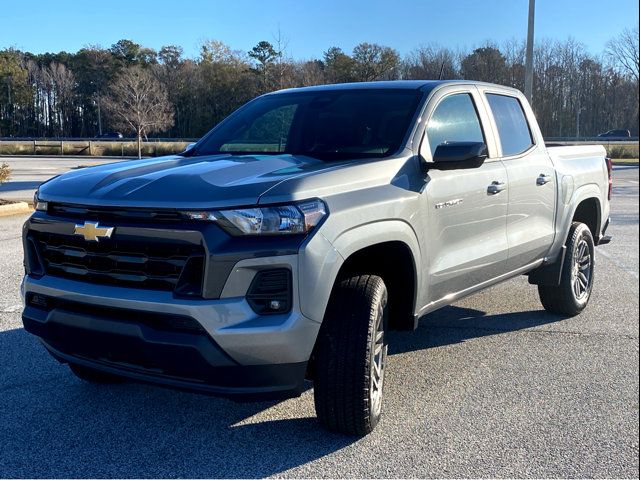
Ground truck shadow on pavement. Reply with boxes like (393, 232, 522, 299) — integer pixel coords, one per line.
(0, 327, 355, 478)
(0, 305, 566, 478)
(390, 305, 566, 354)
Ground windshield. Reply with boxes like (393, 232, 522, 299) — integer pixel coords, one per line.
(188, 89, 423, 161)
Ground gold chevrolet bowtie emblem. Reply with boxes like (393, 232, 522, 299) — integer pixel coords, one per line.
(73, 221, 114, 242)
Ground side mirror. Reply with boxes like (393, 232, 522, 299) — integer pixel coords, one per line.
(428, 142, 488, 170)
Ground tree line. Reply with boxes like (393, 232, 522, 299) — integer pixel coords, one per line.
(0, 25, 638, 141)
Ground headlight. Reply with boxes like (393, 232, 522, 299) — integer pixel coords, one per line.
(183, 199, 327, 236)
(33, 191, 47, 211)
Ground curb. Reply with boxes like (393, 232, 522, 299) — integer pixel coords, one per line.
(0, 201, 32, 217)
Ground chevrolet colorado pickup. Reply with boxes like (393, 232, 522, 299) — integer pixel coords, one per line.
(22, 81, 612, 436)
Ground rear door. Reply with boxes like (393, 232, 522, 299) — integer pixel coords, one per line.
(479, 90, 556, 270)
(420, 86, 509, 302)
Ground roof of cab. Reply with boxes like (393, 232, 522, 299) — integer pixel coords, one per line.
(268, 80, 521, 96)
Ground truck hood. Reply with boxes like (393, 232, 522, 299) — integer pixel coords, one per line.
(37, 154, 342, 209)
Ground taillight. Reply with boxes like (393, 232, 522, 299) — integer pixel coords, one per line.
(605, 157, 613, 200)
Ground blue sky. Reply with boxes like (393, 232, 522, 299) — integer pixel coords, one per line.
(1, 0, 638, 58)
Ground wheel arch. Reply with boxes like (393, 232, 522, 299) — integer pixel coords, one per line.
(328, 220, 422, 331)
(548, 185, 603, 261)
(337, 241, 418, 331)
(299, 220, 423, 327)
(530, 194, 602, 286)
(571, 196, 601, 241)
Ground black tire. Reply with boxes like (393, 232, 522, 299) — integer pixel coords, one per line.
(538, 222, 595, 316)
(69, 363, 124, 384)
(313, 275, 388, 436)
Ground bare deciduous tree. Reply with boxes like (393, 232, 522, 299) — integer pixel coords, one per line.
(606, 24, 639, 82)
(402, 44, 459, 80)
(103, 66, 174, 158)
(47, 62, 75, 135)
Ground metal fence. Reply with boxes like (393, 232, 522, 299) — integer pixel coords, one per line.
(0, 137, 637, 157)
(1, 136, 638, 144)
(0, 138, 195, 156)
(0, 137, 200, 142)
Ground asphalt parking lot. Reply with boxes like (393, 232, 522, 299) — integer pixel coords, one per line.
(0, 164, 637, 478)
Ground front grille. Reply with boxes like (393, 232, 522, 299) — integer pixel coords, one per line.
(48, 202, 184, 223)
(26, 293, 206, 334)
(32, 231, 204, 293)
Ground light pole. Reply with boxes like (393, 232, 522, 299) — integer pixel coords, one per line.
(6, 75, 12, 136)
(524, 0, 535, 104)
(576, 106, 586, 139)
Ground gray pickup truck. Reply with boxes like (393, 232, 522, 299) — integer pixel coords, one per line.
(22, 80, 612, 435)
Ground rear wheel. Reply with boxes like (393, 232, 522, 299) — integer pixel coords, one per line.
(538, 222, 595, 316)
(69, 364, 124, 384)
(313, 275, 388, 436)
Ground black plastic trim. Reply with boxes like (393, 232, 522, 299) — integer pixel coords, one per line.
(22, 302, 307, 400)
(528, 246, 566, 286)
(597, 217, 612, 245)
(46, 343, 307, 401)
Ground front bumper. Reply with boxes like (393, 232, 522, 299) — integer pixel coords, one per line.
(22, 260, 320, 399)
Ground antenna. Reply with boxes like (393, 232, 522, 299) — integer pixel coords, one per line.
(438, 61, 445, 80)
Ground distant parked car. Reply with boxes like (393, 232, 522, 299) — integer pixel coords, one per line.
(96, 132, 123, 139)
(598, 129, 631, 139)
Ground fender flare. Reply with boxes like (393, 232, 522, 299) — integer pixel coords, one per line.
(298, 220, 422, 324)
(546, 183, 602, 263)
(565, 184, 602, 239)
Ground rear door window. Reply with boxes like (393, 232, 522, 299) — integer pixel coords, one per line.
(425, 93, 485, 157)
(486, 94, 534, 156)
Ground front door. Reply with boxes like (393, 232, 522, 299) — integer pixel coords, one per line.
(421, 90, 509, 302)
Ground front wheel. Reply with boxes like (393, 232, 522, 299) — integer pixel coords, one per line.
(313, 275, 388, 436)
(538, 222, 595, 316)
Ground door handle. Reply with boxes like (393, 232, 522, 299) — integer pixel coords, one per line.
(537, 174, 552, 185)
(487, 181, 506, 195)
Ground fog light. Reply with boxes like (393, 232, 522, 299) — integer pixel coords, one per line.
(246, 269, 292, 315)
(269, 300, 282, 311)
(29, 294, 49, 308)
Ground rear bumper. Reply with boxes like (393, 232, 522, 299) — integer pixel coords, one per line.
(21, 272, 319, 400)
